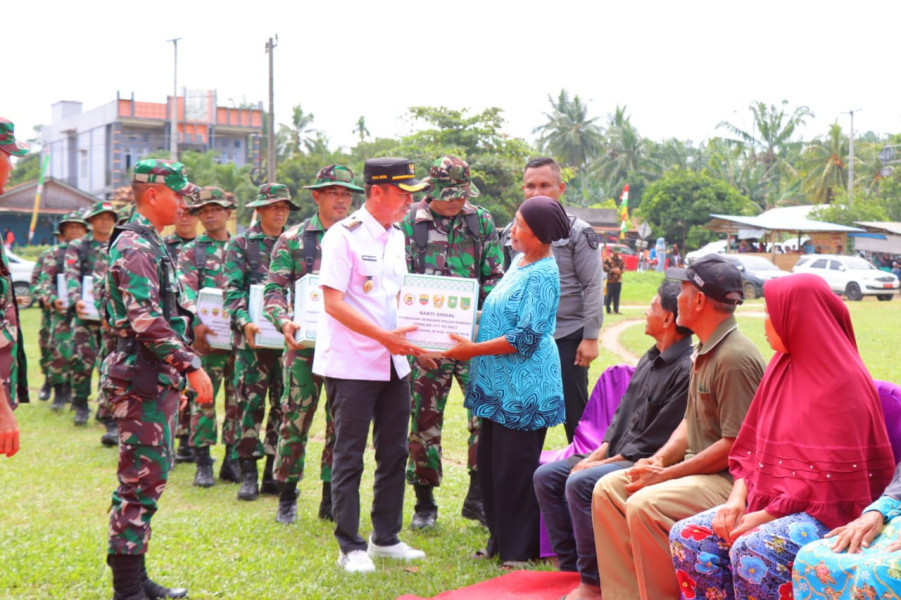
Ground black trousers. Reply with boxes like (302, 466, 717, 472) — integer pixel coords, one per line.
(556, 329, 589, 443)
(326, 365, 411, 553)
(478, 419, 547, 562)
(605, 281, 622, 314)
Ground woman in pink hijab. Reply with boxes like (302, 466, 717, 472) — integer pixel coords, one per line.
(669, 273, 895, 600)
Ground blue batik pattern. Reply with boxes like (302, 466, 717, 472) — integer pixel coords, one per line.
(465, 255, 564, 432)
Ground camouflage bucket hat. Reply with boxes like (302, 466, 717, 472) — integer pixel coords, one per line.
(189, 186, 236, 213)
(425, 155, 480, 201)
(59, 210, 89, 228)
(0, 118, 30, 157)
(132, 159, 199, 197)
(303, 164, 365, 193)
(246, 183, 300, 210)
(86, 201, 118, 220)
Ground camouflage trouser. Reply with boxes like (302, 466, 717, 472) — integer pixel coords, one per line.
(69, 319, 101, 400)
(274, 347, 334, 485)
(234, 346, 283, 459)
(38, 306, 52, 375)
(47, 308, 74, 386)
(189, 349, 237, 447)
(406, 358, 480, 487)
(95, 329, 116, 422)
(104, 375, 179, 555)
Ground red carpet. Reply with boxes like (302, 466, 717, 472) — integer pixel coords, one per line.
(396, 570, 580, 600)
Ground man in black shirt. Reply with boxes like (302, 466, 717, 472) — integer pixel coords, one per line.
(532, 281, 693, 600)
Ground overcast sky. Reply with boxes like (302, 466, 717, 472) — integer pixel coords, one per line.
(7, 0, 901, 158)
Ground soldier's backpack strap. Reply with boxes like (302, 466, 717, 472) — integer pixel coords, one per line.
(54, 244, 67, 269)
(413, 219, 428, 275)
(193, 241, 208, 278)
(164, 237, 181, 261)
(246, 237, 264, 285)
(463, 212, 482, 278)
(300, 218, 317, 276)
(77, 238, 92, 280)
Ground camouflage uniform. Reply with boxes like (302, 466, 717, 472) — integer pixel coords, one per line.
(225, 222, 285, 460)
(0, 244, 24, 408)
(163, 233, 196, 445)
(102, 162, 200, 566)
(30, 246, 54, 395)
(64, 233, 106, 417)
(177, 233, 237, 448)
(91, 247, 117, 426)
(39, 239, 76, 401)
(399, 156, 504, 492)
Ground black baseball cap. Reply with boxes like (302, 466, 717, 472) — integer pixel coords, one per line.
(666, 254, 744, 305)
(363, 157, 431, 193)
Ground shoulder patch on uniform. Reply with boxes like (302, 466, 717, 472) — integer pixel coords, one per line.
(584, 229, 599, 249)
(343, 217, 362, 231)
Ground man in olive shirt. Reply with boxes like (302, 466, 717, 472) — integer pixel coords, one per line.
(591, 254, 766, 600)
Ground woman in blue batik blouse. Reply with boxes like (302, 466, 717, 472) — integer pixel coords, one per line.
(445, 195, 569, 567)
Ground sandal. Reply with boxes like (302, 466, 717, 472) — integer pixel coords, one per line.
(471, 548, 493, 559)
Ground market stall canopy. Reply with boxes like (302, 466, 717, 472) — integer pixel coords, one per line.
(705, 205, 864, 235)
(851, 221, 901, 254)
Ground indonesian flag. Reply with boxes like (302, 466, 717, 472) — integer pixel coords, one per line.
(619, 184, 629, 240)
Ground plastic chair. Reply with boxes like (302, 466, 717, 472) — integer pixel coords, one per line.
(538, 364, 636, 557)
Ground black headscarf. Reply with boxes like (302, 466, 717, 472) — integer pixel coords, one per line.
(519, 195, 570, 244)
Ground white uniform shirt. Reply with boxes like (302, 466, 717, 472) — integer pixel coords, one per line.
(312, 205, 411, 381)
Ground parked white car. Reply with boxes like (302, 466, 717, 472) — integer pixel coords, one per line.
(792, 254, 900, 301)
(684, 240, 729, 265)
(5, 250, 36, 307)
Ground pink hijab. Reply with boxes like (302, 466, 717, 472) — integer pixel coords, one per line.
(729, 273, 895, 529)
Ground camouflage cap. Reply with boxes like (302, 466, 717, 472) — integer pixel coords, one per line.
(303, 164, 365, 193)
(189, 186, 236, 213)
(425, 155, 480, 201)
(246, 183, 300, 210)
(85, 201, 118, 220)
(132, 159, 199, 197)
(59, 211, 89, 228)
(0, 118, 30, 157)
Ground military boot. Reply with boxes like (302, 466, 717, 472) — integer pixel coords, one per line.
(218, 444, 240, 483)
(275, 482, 298, 525)
(101, 419, 119, 447)
(237, 458, 259, 501)
(50, 383, 70, 412)
(461, 471, 488, 527)
(193, 446, 215, 488)
(108, 554, 149, 600)
(139, 554, 187, 599)
(72, 397, 90, 426)
(410, 484, 438, 530)
(318, 481, 334, 521)
(174, 435, 194, 464)
(260, 454, 278, 495)
(38, 379, 51, 401)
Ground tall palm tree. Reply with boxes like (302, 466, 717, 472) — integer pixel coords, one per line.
(352, 116, 370, 143)
(277, 104, 317, 158)
(591, 106, 658, 192)
(534, 89, 604, 169)
(801, 123, 849, 203)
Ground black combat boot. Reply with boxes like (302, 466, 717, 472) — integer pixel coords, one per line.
(174, 435, 194, 464)
(192, 446, 215, 488)
(237, 458, 259, 501)
(411, 484, 438, 530)
(72, 397, 90, 426)
(108, 554, 149, 600)
(318, 481, 334, 521)
(139, 554, 187, 599)
(218, 444, 240, 482)
(275, 482, 299, 525)
(260, 454, 278, 495)
(38, 379, 51, 401)
(461, 471, 488, 527)
(101, 419, 119, 447)
(50, 383, 70, 412)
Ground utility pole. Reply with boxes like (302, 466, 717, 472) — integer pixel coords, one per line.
(265, 35, 278, 182)
(167, 37, 181, 161)
(842, 108, 862, 207)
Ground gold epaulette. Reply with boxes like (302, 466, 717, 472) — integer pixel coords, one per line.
(343, 217, 362, 231)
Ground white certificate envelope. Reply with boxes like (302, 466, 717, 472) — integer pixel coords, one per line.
(196, 288, 232, 351)
(56, 273, 69, 309)
(79, 275, 100, 321)
(396, 274, 479, 355)
(249, 284, 284, 349)
(293, 274, 321, 348)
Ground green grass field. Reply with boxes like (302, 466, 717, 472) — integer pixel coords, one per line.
(0, 272, 898, 599)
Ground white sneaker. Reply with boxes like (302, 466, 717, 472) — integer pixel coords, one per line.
(337, 549, 375, 573)
(367, 536, 426, 561)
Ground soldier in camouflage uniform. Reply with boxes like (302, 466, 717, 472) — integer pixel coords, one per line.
(91, 230, 120, 447)
(399, 155, 504, 530)
(65, 201, 118, 425)
(40, 211, 88, 411)
(102, 159, 212, 600)
(263, 165, 362, 524)
(225, 183, 296, 501)
(0, 117, 31, 457)
(30, 230, 62, 402)
(164, 209, 198, 464)
(176, 187, 240, 487)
